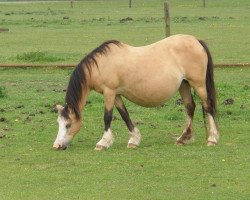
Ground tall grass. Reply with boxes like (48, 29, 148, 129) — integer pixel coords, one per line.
(0, 86, 7, 98)
(16, 51, 65, 63)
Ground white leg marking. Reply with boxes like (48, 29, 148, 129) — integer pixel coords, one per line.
(96, 129, 113, 149)
(176, 115, 193, 144)
(127, 127, 141, 148)
(207, 114, 219, 146)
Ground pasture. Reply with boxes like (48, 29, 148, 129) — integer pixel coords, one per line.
(0, 0, 249, 64)
(0, 0, 250, 199)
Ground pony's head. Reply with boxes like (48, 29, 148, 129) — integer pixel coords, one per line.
(53, 105, 81, 150)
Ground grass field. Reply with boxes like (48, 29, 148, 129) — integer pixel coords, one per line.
(0, 0, 250, 199)
(0, 67, 250, 199)
(0, 0, 249, 64)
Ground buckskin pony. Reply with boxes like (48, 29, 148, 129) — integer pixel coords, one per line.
(53, 34, 218, 150)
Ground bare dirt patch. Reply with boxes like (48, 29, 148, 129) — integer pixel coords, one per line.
(0, 28, 9, 32)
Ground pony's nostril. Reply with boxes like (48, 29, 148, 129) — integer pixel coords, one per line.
(53, 143, 67, 150)
(62, 146, 67, 150)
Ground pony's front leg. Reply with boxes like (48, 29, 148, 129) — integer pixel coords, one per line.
(95, 90, 115, 151)
(95, 110, 114, 150)
(115, 96, 141, 148)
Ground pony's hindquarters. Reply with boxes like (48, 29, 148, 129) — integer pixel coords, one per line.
(176, 37, 218, 145)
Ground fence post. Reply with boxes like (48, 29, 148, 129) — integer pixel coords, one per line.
(129, 0, 132, 8)
(70, 0, 74, 8)
(203, 0, 206, 8)
(164, 0, 170, 37)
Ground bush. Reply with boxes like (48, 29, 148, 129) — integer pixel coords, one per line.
(0, 87, 7, 98)
(16, 51, 65, 63)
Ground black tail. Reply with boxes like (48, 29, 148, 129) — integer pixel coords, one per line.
(199, 40, 217, 118)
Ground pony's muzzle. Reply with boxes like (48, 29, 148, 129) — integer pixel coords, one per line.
(53, 143, 68, 150)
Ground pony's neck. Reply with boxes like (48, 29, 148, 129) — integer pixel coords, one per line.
(78, 67, 92, 112)
(78, 86, 90, 112)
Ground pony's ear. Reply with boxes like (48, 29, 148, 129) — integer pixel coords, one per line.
(55, 105, 64, 114)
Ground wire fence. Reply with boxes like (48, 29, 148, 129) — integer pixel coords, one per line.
(0, 63, 249, 68)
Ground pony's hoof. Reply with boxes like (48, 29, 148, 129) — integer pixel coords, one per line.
(207, 141, 217, 146)
(94, 144, 106, 151)
(127, 143, 138, 149)
(176, 141, 185, 145)
(176, 139, 186, 145)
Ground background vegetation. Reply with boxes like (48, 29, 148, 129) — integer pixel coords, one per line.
(0, 0, 249, 64)
(0, 0, 249, 199)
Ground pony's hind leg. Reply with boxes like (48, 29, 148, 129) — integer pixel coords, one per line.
(176, 81, 196, 145)
(194, 85, 219, 146)
(95, 90, 116, 151)
(115, 95, 141, 148)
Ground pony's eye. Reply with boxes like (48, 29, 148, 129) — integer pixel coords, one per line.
(66, 124, 71, 129)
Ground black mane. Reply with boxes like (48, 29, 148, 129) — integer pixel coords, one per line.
(61, 40, 121, 120)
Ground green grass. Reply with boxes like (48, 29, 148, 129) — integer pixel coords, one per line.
(0, 67, 249, 199)
(16, 51, 66, 62)
(0, 0, 249, 64)
(0, 86, 7, 98)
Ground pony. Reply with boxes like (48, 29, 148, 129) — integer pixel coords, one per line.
(53, 34, 219, 150)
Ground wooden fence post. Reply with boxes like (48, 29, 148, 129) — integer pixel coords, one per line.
(70, 0, 74, 8)
(164, 0, 170, 37)
(129, 0, 132, 8)
(203, 0, 206, 8)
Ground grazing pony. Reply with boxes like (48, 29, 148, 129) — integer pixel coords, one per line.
(53, 34, 218, 150)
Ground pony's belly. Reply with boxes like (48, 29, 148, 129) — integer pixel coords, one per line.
(116, 58, 184, 107)
(121, 84, 179, 107)
(124, 95, 171, 107)
(119, 73, 182, 107)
